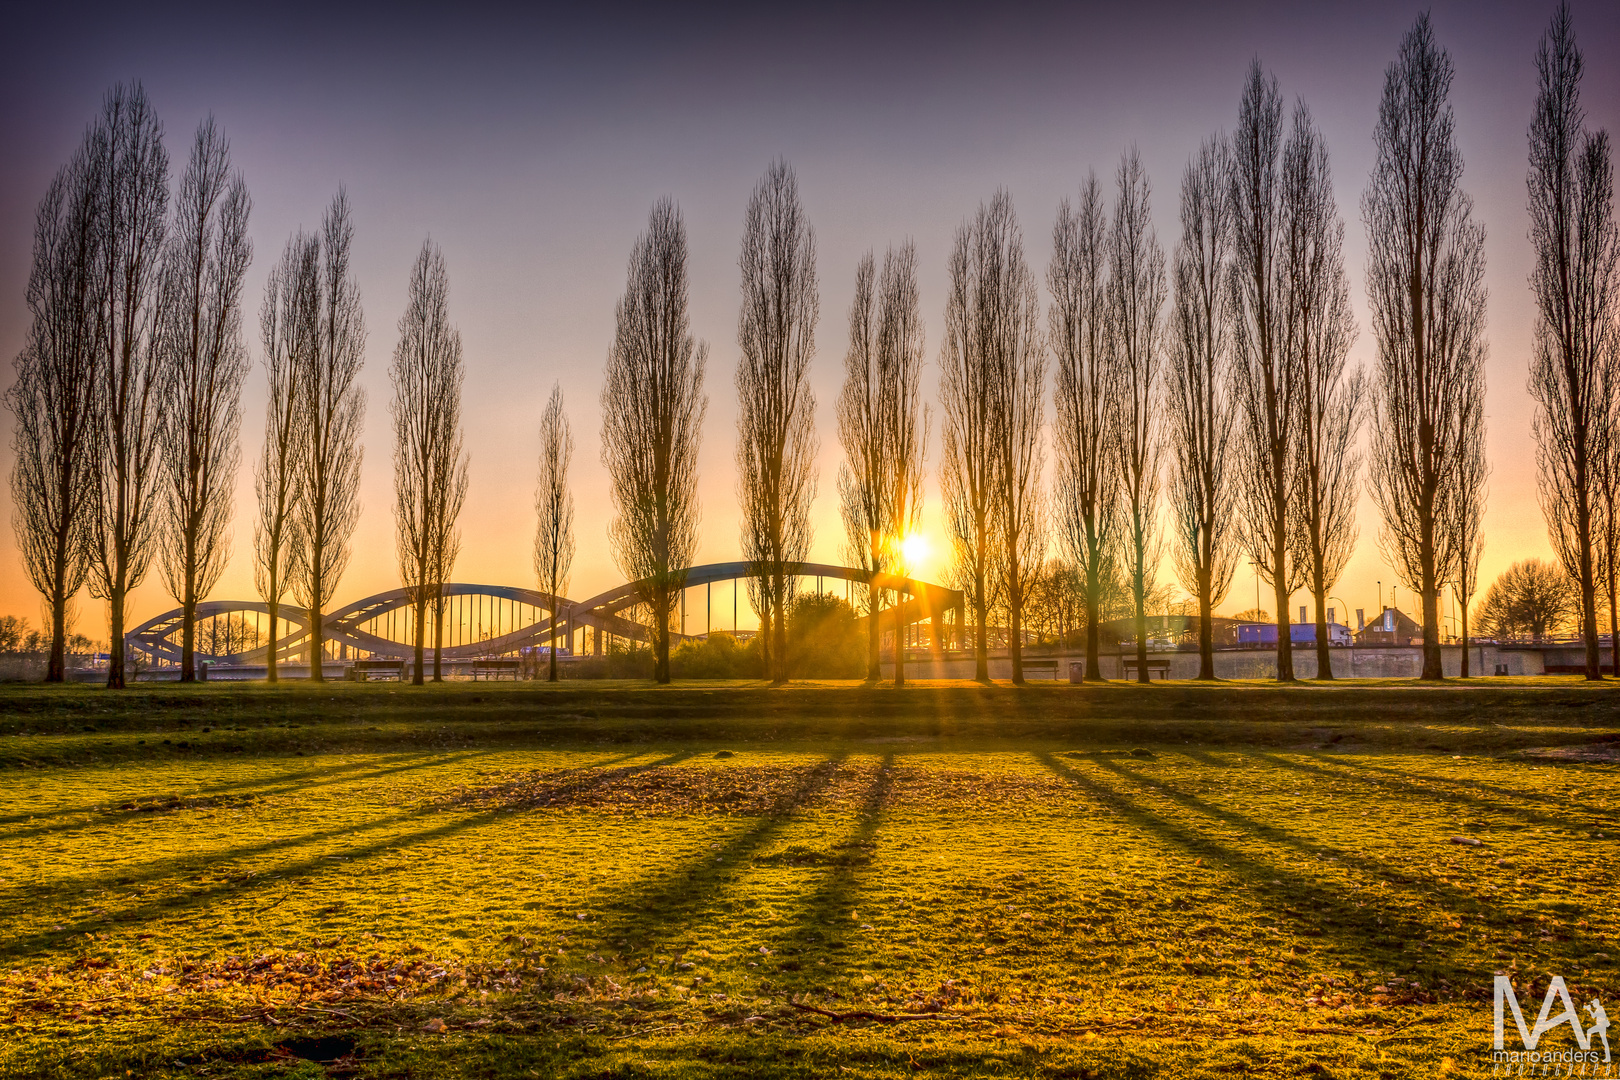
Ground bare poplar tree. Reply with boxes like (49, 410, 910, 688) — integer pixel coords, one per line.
(158, 117, 252, 682)
(255, 234, 316, 683)
(290, 192, 366, 682)
(601, 198, 707, 684)
(534, 382, 576, 682)
(1050, 174, 1121, 682)
(1109, 152, 1166, 685)
(1452, 384, 1488, 676)
(878, 244, 928, 687)
(6, 141, 103, 682)
(85, 83, 169, 690)
(941, 193, 1018, 682)
(390, 241, 467, 686)
(1167, 137, 1240, 680)
(1229, 62, 1305, 683)
(1364, 14, 1489, 681)
(980, 200, 1047, 686)
(1284, 105, 1365, 681)
(837, 243, 926, 684)
(736, 160, 819, 684)
(1527, 2, 1619, 681)
(838, 253, 886, 680)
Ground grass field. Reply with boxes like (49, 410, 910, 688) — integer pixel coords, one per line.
(2, 678, 1617, 1078)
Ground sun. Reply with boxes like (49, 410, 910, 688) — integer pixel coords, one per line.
(898, 532, 930, 570)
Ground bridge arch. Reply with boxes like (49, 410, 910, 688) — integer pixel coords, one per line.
(124, 562, 964, 668)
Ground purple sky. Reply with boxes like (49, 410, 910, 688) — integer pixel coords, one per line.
(2, 1, 1618, 639)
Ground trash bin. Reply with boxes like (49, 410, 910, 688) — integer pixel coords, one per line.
(1069, 661, 1085, 684)
(198, 662, 208, 682)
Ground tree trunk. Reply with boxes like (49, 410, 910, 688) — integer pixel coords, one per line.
(1197, 571, 1215, 680)
(1420, 585, 1443, 680)
(1273, 573, 1294, 682)
(180, 591, 197, 683)
(308, 601, 324, 683)
(973, 593, 989, 683)
(1134, 593, 1149, 684)
(267, 597, 280, 684)
(1008, 589, 1025, 686)
(549, 604, 560, 682)
(893, 584, 906, 688)
(1314, 590, 1332, 681)
(773, 571, 788, 685)
(1085, 577, 1105, 682)
(1459, 599, 1470, 678)
(866, 579, 882, 681)
(412, 595, 426, 685)
(48, 590, 67, 684)
(433, 592, 444, 681)
(107, 590, 127, 690)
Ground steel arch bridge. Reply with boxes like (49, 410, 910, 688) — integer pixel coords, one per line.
(124, 562, 965, 668)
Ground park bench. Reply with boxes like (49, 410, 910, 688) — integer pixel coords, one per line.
(1120, 656, 1173, 682)
(470, 658, 520, 681)
(1022, 658, 1060, 680)
(349, 658, 406, 682)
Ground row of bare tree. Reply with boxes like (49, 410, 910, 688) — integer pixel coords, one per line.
(8, 86, 258, 687)
(10, 7, 1613, 688)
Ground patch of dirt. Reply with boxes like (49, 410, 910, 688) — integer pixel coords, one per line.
(114, 793, 261, 814)
(445, 761, 1073, 815)
(1513, 744, 1620, 764)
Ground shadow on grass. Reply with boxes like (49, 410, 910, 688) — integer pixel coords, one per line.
(0, 749, 500, 845)
(1032, 750, 1457, 975)
(0, 751, 434, 829)
(587, 754, 849, 958)
(0, 750, 684, 950)
(1281, 752, 1620, 831)
(766, 753, 895, 988)
(1090, 752, 1515, 930)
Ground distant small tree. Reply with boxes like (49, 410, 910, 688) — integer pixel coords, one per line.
(534, 383, 576, 682)
(1233, 607, 1271, 624)
(1475, 559, 1579, 642)
(785, 592, 866, 679)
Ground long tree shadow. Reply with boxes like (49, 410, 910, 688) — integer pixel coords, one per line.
(764, 753, 895, 991)
(0, 750, 678, 919)
(586, 754, 850, 961)
(0, 752, 433, 829)
(0, 749, 512, 845)
(1282, 752, 1620, 830)
(1087, 753, 1524, 932)
(1031, 751, 1469, 976)
(0, 750, 697, 962)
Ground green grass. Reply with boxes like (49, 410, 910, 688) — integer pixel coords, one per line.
(1, 678, 1617, 1078)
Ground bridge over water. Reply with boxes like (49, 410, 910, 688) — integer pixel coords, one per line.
(125, 562, 966, 669)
